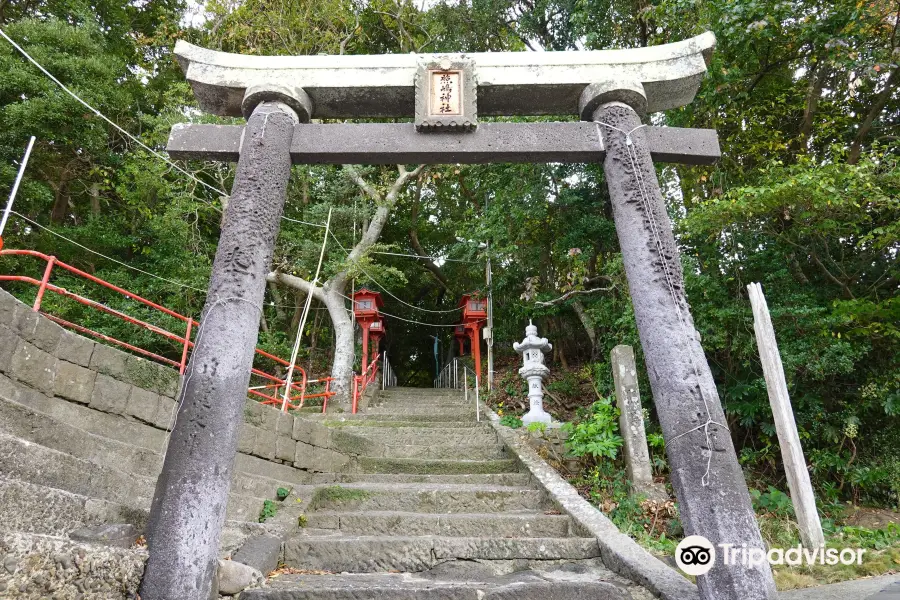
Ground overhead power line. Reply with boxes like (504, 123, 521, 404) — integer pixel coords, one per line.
(328, 231, 463, 314)
(0, 27, 326, 231)
(10, 211, 209, 293)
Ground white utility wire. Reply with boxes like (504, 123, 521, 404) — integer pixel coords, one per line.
(328, 231, 464, 314)
(1, 136, 35, 239)
(0, 28, 229, 200)
(371, 250, 474, 263)
(281, 208, 332, 411)
(0, 28, 331, 232)
(333, 289, 475, 328)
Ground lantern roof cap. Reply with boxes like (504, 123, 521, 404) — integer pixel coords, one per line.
(353, 288, 384, 308)
(458, 292, 484, 307)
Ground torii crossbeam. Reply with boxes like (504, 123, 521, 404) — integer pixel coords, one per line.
(143, 33, 776, 600)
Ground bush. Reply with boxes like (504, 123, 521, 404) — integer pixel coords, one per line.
(562, 397, 623, 460)
(499, 415, 523, 429)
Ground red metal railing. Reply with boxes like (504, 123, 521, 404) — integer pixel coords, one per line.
(0, 249, 334, 412)
(351, 353, 381, 414)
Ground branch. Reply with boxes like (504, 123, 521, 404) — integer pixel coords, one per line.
(343, 165, 380, 201)
(339, 14, 360, 55)
(848, 67, 898, 165)
(809, 252, 854, 299)
(266, 271, 325, 302)
(409, 176, 451, 291)
(534, 284, 614, 307)
(385, 164, 425, 204)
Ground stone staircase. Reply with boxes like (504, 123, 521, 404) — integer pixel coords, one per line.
(0, 286, 666, 598)
(0, 288, 324, 596)
(244, 387, 651, 600)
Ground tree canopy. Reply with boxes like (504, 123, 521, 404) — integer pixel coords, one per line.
(0, 0, 897, 507)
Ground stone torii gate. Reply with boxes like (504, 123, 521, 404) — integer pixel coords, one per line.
(144, 33, 776, 600)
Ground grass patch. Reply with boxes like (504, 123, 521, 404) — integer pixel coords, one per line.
(309, 486, 372, 509)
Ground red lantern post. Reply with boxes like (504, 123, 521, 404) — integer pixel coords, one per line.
(454, 324, 467, 355)
(459, 293, 487, 382)
(352, 288, 384, 372)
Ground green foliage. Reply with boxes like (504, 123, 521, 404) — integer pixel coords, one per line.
(276, 487, 291, 501)
(258, 499, 278, 523)
(499, 415, 523, 429)
(563, 398, 623, 460)
(526, 422, 548, 435)
(750, 486, 795, 518)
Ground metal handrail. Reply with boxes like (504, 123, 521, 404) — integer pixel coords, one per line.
(381, 351, 396, 390)
(462, 364, 481, 422)
(434, 356, 461, 389)
(352, 353, 381, 413)
(0, 249, 335, 412)
(434, 357, 479, 422)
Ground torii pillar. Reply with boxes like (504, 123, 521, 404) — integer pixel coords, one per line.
(581, 83, 776, 598)
(140, 87, 308, 600)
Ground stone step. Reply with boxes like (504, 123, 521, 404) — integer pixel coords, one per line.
(382, 443, 507, 460)
(242, 573, 629, 600)
(364, 406, 475, 417)
(371, 396, 471, 405)
(305, 511, 573, 537)
(361, 402, 475, 420)
(321, 418, 486, 429)
(281, 535, 601, 572)
(340, 427, 499, 446)
(380, 389, 464, 397)
(321, 413, 477, 423)
(0, 477, 148, 536)
(0, 389, 305, 494)
(333, 472, 532, 486)
(358, 457, 519, 475)
(0, 431, 154, 507)
(308, 483, 545, 513)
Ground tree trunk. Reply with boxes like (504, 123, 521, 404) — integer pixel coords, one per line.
(89, 183, 101, 216)
(307, 307, 322, 374)
(848, 68, 897, 164)
(323, 287, 354, 406)
(572, 300, 598, 359)
(139, 101, 296, 600)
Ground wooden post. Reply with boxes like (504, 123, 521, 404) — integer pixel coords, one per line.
(748, 282, 825, 548)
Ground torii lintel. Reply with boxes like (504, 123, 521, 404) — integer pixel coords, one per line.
(174, 32, 716, 119)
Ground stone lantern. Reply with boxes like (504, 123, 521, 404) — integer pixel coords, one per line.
(513, 320, 553, 425)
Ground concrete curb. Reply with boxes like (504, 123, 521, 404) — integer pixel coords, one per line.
(481, 403, 699, 600)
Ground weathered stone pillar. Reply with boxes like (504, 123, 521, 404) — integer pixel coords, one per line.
(611, 344, 667, 502)
(586, 91, 776, 599)
(140, 96, 301, 600)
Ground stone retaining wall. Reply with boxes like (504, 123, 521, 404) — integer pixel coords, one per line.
(0, 288, 366, 474)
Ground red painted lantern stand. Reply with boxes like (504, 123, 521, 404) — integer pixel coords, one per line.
(459, 293, 488, 382)
(352, 289, 384, 373)
(368, 318, 385, 365)
(453, 325, 467, 356)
